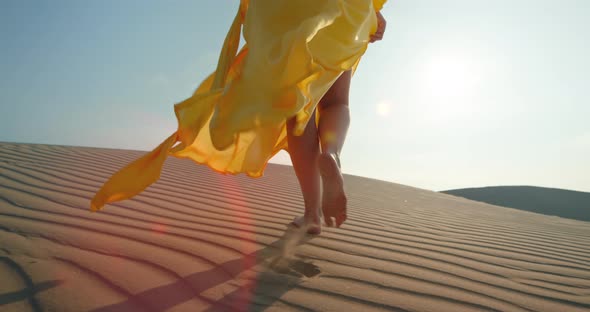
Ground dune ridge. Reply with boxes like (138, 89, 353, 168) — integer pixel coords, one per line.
(1, 142, 589, 311)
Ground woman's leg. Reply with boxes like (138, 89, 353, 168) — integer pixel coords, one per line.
(286, 110, 322, 233)
(286, 70, 352, 230)
(318, 70, 352, 227)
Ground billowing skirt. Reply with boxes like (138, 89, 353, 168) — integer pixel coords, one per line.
(91, 0, 387, 211)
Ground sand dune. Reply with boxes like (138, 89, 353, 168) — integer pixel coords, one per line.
(1, 142, 589, 311)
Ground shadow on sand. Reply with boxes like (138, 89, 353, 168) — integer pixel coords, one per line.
(92, 226, 320, 312)
(0, 256, 64, 309)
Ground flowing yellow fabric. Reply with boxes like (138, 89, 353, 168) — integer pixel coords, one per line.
(91, 0, 387, 211)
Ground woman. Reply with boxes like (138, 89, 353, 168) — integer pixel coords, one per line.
(91, 0, 387, 235)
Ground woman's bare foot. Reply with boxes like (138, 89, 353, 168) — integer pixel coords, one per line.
(290, 216, 321, 235)
(318, 152, 347, 227)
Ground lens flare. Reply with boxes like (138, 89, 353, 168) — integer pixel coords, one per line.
(376, 101, 392, 117)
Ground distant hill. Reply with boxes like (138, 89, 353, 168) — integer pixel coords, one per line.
(442, 186, 590, 222)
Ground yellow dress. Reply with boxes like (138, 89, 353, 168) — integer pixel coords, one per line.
(91, 0, 387, 211)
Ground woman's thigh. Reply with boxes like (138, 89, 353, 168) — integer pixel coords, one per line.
(319, 70, 352, 110)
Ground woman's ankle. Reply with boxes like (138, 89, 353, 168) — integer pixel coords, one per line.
(303, 211, 321, 224)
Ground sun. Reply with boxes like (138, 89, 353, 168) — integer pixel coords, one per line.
(418, 52, 482, 120)
(423, 55, 477, 98)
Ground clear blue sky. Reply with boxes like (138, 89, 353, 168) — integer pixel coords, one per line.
(1, 1, 589, 192)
